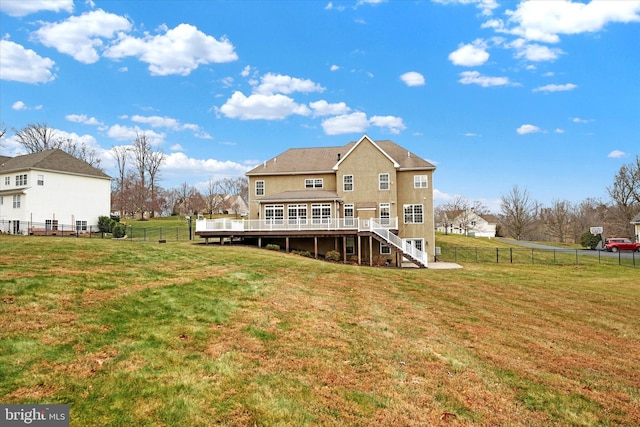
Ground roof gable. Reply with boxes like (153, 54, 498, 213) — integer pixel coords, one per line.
(333, 134, 399, 170)
(0, 149, 111, 179)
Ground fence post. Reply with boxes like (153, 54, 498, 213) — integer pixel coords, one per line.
(496, 247, 499, 264)
(553, 249, 556, 265)
(510, 248, 513, 264)
(531, 248, 534, 264)
(575, 249, 578, 265)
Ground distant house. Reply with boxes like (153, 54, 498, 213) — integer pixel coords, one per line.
(436, 209, 497, 238)
(632, 212, 640, 243)
(0, 149, 111, 234)
(196, 135, 436, 267)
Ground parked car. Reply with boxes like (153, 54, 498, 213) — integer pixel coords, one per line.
(604, 238, 640, 252)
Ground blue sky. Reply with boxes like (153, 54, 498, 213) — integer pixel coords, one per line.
(1, 0, 639, 212)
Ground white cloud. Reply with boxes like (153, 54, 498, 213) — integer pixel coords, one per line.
(34, 9, 132, 64)
(448, 40, 489, 66)
(309, 100, 351, 117)
(320, 112, 406, 135)
(107, 124, 165, 144)
(516, 124, 541, 135)
(505, 0, 640, 43)
(163, 152, 249, 175)
(253, 73, 324, 95)
(65, 114, 103, 125)
(330, 64, 340, 71)
(458, 71, 510, 87)
(105, 23, 238, 76)
(240, 65, 252, 77)
(511, 41, 563, 62)
(400, 71, 425, 87)
(555, 128, 565, 134)
(369, 115, 406, 134)
(321, 112, 370, 135)
(572, 117, 591, 123)
(12, 101, 27, 111)
(219, 91, 311, 120)
(533, 83, 577, 93)
(0, 0, 73, 17)
(0, 40, 55, 84)
(131, 115, 180, 129)
(608, 150, 627, 159)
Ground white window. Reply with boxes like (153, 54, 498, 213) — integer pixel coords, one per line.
(76, 220, 88, 231)
(403, 204, 424, 224)
(288, 204, 307, 225)
(343, 175, 353, 192)
(379, 173, 390, 190)
(12, 195, 21, 208)
(264, 205, 284, 224)
(311, 203, 331, 224)
(380, 243, 391, 255)
(414, 175, 428, 188)
(0, 196, 2, 205)
(379, 203, 390, 226)
(305, 178, 323, 189)
(37, 174, 44, 186)
(255, 180, 265, 196)
(4, 177, 9, 186)
(344, 204, 354, 226)
(16, 174, 27, 186)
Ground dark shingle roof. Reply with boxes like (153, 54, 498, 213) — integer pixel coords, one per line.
(246, 137, 435, 176)
(0, 149, 110, 179)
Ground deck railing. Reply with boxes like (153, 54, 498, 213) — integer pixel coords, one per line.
(195, 217, 398, 233)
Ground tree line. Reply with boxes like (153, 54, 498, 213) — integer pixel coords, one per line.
(437, 155, 639, 243)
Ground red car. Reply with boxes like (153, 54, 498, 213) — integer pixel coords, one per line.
(604, 238, 640, 252)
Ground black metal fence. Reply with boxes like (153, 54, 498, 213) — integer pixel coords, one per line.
(0, 220, 194, 242)
(438, 247, 639, 268)
(0, 220, 100, 237)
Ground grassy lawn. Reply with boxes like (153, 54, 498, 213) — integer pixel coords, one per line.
(1, 234, 638, 426)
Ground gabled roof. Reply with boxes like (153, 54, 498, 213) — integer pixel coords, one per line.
(0, 149, 110, 179)
(333, 134, 399, 169)
(246, 134, 435, 176)
(442, 209, 498, 224)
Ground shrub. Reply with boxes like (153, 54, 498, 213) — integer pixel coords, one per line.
(580, 231, 602, 250)
(98, 216, 114, 233)
(112, 223, 127, 239)
(373, 255, 389, 267)
(265, 244, 280, 251)
(292, 249, 311, 257)
(325, 250, 341, 262)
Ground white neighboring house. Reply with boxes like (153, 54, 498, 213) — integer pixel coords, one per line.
(0, 149, 111, 234)
(436, 209, 498, 238)
(632, 212, 640, 243)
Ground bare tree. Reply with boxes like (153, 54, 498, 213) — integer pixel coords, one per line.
(145, 149, 165, 218)
(500, 185, 538, 240)
(203, 178, 224, 218)
(0, 122, 6, 140)
(607, 156, 640, 237)
(111, 146, 130, 218)
(130, 133, 153, 218)
(13, 122, 59, 152)
(541, 199, 573, 242)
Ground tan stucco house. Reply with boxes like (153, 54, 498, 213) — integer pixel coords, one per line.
(195, 135, 436, 267)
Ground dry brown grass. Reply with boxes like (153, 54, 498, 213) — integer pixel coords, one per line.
(0, 235, 638, 426)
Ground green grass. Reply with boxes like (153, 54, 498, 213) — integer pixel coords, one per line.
(1, 234, 639, 426)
